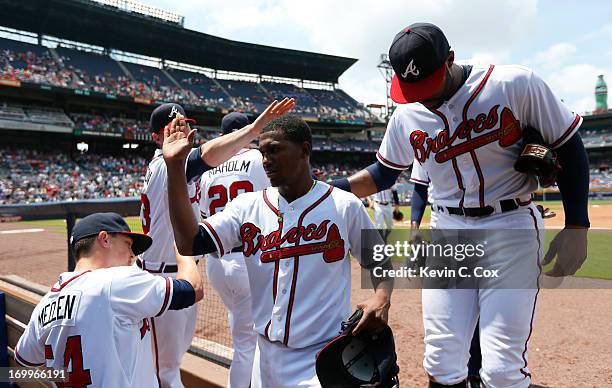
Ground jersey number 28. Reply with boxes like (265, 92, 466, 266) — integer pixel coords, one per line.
(208, 180, 254, 215)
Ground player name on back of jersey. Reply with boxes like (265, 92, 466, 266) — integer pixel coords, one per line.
(37, 291, 81, 328)
(206, 159, 252, 177)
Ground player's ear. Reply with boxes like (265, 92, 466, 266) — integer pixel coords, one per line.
(301, 141, 311, 159)
(151, 129, 164, 145)
(97, 231, 111, 249)
(447, 50, 455, 67)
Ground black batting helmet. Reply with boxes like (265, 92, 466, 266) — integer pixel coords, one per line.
(316, 309, 400, 388)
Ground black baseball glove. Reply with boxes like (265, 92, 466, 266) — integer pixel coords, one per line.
(392, 209, 404, 221)
(514, 126, 561, 187)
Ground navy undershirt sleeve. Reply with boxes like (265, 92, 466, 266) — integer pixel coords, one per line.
(192, 225, 219, 256)
(366, 161, 403, 191)
(185, 147, 213, 182)
(554, 133, 590, 227)
(330, 177, 351, 192)
(169, 279, 196, 310)
(411, 183, 428, 224)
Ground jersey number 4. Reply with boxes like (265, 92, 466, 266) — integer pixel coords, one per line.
(208, 180, 254, 215)
(46, 335, 92, 388)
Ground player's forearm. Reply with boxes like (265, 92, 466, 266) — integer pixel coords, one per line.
(370, 259, 394, 298)
(175, 251, 204, 302)
(555, 133, 590, 228)
(338, 161, 402, 197)
(167, 161, 200, 255)
(199, 124, 257, 167)
(411, 183, 428, 226)
(347, 169, 380, 198)
(370, 277, 392, 315)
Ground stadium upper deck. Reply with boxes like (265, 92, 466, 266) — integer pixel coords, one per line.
(0, 0, 383, 126)
(0, 37, 377, 123)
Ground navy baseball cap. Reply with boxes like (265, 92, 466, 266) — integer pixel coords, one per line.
(221, 112, 249, 134)
(70, 212, 152, 256)
(149, 103, 196, 134)
(389, 23, 450, 104)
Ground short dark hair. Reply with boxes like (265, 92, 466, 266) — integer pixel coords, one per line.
(262, 114, 312, 148)
(73, 235, 98, 261)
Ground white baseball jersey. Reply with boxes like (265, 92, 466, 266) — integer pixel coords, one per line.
(410, 160, 430, 186)
(15, 267, 173, 387)
(199, 147, 270, 224)
(199, 181, 382, 348)
(371, 189, 394, 205)
(140, 148, 201, 267)
(377, 64, 582, 208)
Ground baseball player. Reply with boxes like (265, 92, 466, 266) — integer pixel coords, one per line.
(410, 163, 482, 388)
(141, 103, 201, 388)
(367, 187, 400, 238)
(199, 112, 270, 387)
(15, 212, 203, 387)
(140, 99, 294, 387)
(164, 114, 393, 387)
(331, 22, 590, 387)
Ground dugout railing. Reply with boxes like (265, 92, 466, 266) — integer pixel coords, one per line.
(0, 199, 233, 385)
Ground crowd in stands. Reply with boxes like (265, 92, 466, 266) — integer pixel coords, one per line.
(581, 128, 612, 148)
(590, 158, 612, 188)
(0, 38, 378, 122)
(71, 114, 150, 138)
(313, 138, 380, 152)
(0, 148, 147, 204)
(0, 47, 81, 89)
(1, 147, 258, 203)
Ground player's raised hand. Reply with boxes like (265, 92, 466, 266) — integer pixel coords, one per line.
(162, 113, 197, 164)
(250, 97, 296, 135)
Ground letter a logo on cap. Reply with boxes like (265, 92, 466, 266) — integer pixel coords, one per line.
(169, 105, 179, 118)
(402, 59, 420, 78)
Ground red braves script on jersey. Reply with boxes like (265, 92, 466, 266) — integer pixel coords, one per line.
(241, 220, 345, 263)
(15, 267, 172, 387)
(377, 65, 582, 208)
(410, 105, 522, 163)
(199, 181, 384, 348)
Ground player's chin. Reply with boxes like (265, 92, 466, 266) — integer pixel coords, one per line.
(266, 171, 281, 186)
(269, 176, 283, 187)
